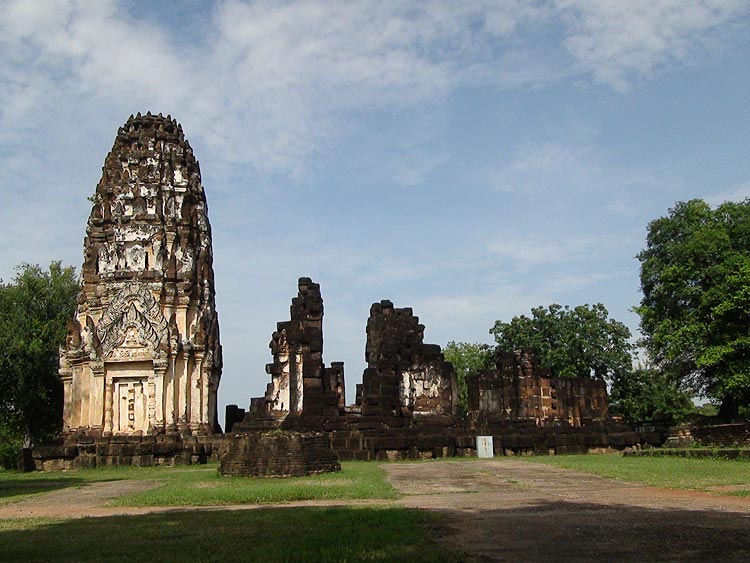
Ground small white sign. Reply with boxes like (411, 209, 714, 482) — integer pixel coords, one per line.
(477, 435, 494, 458)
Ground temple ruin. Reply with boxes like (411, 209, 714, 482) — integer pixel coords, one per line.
(58, 112, 222, 438)
(468, 349, 608, 427)
(32, 113, 663, 471)
(225, 279, 657, 462)
(359, 300, 457, 420)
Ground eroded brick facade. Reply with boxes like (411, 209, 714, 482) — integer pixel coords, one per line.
(238, 278, 344, 429)
(468, 349, 608, 427)
(360, 300, 458, 419)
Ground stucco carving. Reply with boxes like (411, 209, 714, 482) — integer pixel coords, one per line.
(97, 283, 168, 356)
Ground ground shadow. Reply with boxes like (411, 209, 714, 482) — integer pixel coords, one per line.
(0, 506, 464, 562)
(0, 477, 87, 501)
(435, 498, 750, 562)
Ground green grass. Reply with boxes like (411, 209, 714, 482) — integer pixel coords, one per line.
(0, 461, 397, 507)
(114, 461, 399, 506)
(0, 507, 462, 562)
(519, 453, 750, 491)
(0, 464, 207, 505)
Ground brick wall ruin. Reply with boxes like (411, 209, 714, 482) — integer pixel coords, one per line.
(223, 282, 658, 464)
(226, 283, 659, 463)
(360, 300, 457, 420)
(468, 349, 608, 427)
(234, 278, 344, 431)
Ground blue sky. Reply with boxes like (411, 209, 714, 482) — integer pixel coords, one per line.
(1, 1, 749, 419)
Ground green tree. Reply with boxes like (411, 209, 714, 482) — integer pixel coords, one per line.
(608, 365, 694, 424)
(637, 199, 750, 417)
(489, 303, 633, 380)
(443, 341, 494, 416)
(0, 262, 78, 463)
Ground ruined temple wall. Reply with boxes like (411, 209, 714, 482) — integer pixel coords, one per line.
(264, 277, 324, 414)
(362, 300, 457, 419)
(468, 350, 609, 426)
(238, 278, 343, 431)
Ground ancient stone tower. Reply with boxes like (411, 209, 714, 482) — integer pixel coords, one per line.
(59, 112, 222, 436)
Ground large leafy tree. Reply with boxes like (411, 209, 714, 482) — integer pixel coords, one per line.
(490, 303, 633, 380)
(637, 199, 750, 417)
(608, 365, 694, 424)
(443, 341, 494, 416)
(0, 262, 78, 458)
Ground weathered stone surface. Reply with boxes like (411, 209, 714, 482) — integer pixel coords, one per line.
(219, 431, 341, 477)
(467, 349, 608, 427)
(360, 300, 458, 419)
(238, 278, 344, 429)
(31, 434, 223, 470)
(232, 283, 654, 461)
(59, 112, 222, 438)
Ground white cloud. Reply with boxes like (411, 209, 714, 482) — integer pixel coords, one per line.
(490, 143, 603, 194)
(541, 271, 623, 295)
(1, 0, 746, 181)
(558, 0, 750, 91)
(488, 141, 671, 201)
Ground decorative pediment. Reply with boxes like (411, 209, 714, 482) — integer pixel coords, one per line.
(97, 283, 168, 357)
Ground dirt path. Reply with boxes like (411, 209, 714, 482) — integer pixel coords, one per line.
(0, 479, 388, 520)
(2, 460, 749, 561)
(0, 480, 163, 519)
(385, 459, 750, 562)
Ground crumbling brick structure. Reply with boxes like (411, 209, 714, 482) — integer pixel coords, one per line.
(234, 278, 344, 430)
(468, 349, 608, 427)
(227, 287, 653, 463)
(219, 431, 341, 477)
(360, 300, 458, 420)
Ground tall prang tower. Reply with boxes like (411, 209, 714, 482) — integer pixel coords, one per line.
(59, 112, 222, 436)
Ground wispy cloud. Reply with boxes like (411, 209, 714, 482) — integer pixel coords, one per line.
(485, 233, 629, 269)
(704, 183, 750, 206)
(559, 0, 749, 91)
(486, 141, 672, 210)
(2, 0, 746, 181)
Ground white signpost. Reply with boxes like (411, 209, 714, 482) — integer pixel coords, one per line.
(477, 435, 494, 458)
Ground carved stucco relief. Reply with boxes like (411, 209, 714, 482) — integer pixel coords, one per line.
(97, 283, 169, 357)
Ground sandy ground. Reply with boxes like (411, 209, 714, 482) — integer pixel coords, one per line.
(2, 459, 749, 561)
(387, 459, 750, 562)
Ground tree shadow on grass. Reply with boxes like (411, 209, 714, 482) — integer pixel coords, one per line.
(435, 499, 750, 563)
(0, 478, 87, 501)
(0, 506, 464, 562)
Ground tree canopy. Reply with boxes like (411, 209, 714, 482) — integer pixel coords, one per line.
(443, 341, 494, 416)
(637, 198, 750, 416)
(0, 262, 78, 459)
(608, 365, 694, 425)
(490, 303, 633, 381)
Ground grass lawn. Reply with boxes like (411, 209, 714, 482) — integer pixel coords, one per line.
(115, 461, 398, 506)
(519, 453, 750, 491)
(0, 461, 398, 507)
(0, 463, 465, 561)
(0, 506, 461, 562)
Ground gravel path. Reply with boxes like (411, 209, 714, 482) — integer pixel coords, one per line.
(385, 459, 750, 562)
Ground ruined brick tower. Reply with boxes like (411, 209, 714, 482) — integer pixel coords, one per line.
(59, 112, 222, 437)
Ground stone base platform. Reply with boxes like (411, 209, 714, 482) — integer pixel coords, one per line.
(31, 434, 223, 471)
(250, 412, 666, 461)
(219, 431, 341, 477)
